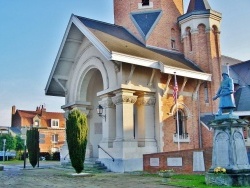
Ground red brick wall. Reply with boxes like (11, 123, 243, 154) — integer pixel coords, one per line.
(39, 129, 65, 153)
(114, 0, 184, 51)
(143, 148, 213, 174)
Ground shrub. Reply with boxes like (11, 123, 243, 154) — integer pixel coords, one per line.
(26, 128, 39, 167)
(66, 109, 88, 173)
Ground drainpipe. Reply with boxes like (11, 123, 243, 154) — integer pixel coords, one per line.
(197, 89, 202, 149)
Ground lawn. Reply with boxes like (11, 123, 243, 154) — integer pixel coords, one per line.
(166, 174, 249, 188)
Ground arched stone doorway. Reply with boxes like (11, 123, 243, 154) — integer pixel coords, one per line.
(78, 68, 104, 158)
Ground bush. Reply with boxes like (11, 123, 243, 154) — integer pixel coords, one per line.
(66, 109, 88, 173)
(26, 128, 39, 167)
(40, 152, 51, 160)
(52, 152, 60, 161)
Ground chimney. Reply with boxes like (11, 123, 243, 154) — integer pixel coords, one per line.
(12, 105, 16, 115)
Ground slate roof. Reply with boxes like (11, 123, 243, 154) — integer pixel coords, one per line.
(187, 0, 211, 13)
(76, 16, 203, 72)
(200, 114, 214, 128)
(231, 60, 250, 86)
(177, 0, 221, 23)
(234, 86, 250, 111)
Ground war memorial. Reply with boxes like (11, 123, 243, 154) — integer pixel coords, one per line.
(206, 73, 250, 186)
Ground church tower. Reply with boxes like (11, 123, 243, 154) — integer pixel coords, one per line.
(178, 0, 222, 113)
(114, 0, 184, 52)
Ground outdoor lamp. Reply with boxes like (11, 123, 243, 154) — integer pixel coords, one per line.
(3, 139, 6, 162)
(97, 105, 106, 121)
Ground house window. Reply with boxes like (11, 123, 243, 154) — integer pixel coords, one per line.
(51, 119, 59, 128)
(34, 120, 39, 127)
(173, 110, 190, 142)
(142, 0, 149, 6)
(39, 133, 45, 144)
(52, 134, 58, 144)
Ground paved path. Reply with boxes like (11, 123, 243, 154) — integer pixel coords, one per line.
(0, 162, 177, 188)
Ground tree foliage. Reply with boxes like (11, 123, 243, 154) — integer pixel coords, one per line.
(66, 109, 88, 173)
(26, 128, 39, 168)
(0, 134, 16, 151)
(15, 135, 25, 159)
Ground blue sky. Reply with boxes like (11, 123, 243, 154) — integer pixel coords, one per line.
(0, 0, 250, 126)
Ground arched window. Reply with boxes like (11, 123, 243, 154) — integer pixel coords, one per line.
(212, 25, 220, 58)
(186, 27, 192, 51)
(173, 109, 189, 142)
(198, 24, 206, 34)
(171, 28, 176, 49)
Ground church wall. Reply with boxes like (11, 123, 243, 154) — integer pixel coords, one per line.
(146, 0, 183, 52)
(114, 0, 183, 52)
(201, 125, 213, 149)
(160, 74, 210, 152)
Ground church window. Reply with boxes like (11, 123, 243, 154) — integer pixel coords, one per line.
(204, 82, 209, 103)
(186, 27, 192, 51)
(198, 24, 206, 34)
(213, 25, 220, 58)
(142, 0, 149, 6)
(171, 28, 176, 49)
(173, 109, 190, 142)
(171, 39, 176, 49)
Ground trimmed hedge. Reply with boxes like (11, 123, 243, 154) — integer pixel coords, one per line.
(26, 128, 39, 168)
(66, 109, 88, 173)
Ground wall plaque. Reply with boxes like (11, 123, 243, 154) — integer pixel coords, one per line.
(167, 157, 182, 166)
(150, 158, 159, 167)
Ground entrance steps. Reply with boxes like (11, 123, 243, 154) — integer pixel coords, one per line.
(84, 158, 110, 172)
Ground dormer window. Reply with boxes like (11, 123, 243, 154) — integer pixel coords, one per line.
(34, 120, 39, 127)
(142, 0, 149, 6)
(51, 119, 59, 128)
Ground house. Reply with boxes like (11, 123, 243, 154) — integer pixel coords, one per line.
(46, 0, 225, 172)
(11, 105, 66, 153)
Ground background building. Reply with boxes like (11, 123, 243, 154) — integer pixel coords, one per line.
(11, 105, 66, 153)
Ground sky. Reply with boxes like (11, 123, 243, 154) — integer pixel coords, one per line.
(0, 0, 250, 127)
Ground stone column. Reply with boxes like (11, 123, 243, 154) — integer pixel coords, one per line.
(136, 93, 157, 149)
(99, 94, 116, 148)
(112, 90, 137, 142)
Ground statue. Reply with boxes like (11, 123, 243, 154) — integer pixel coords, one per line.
(213, 72, 236, 115)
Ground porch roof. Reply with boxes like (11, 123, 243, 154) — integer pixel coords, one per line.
(45, 14, 212, 97)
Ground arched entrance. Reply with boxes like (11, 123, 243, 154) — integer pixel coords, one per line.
(79, 68, 104, 158)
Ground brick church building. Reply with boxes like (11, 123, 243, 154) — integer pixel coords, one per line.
(46, 0, 226, 172)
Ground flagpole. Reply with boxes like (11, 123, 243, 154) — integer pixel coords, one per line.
(174, 72, 180, 151)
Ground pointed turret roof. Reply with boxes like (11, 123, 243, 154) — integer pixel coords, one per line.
(187, 0, 211, 13)
(178, 0, 221, 23)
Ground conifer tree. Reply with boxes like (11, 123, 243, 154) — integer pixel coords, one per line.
(66, 109, 88, 173)
(26, 128, 39, 168)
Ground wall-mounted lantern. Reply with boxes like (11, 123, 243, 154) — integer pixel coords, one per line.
(96, 105, 106, 121)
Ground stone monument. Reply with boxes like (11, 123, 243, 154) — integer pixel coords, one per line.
(205, 73, 250, 186)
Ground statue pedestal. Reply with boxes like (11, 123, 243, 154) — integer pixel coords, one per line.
(206, 116, 250, 186)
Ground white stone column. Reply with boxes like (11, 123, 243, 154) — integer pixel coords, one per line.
(99, 94, 116, 148)
(112, 90, 137, 142)
(136, 93, 157, 148)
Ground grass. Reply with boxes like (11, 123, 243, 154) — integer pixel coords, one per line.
(165, 174, 250, 188)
